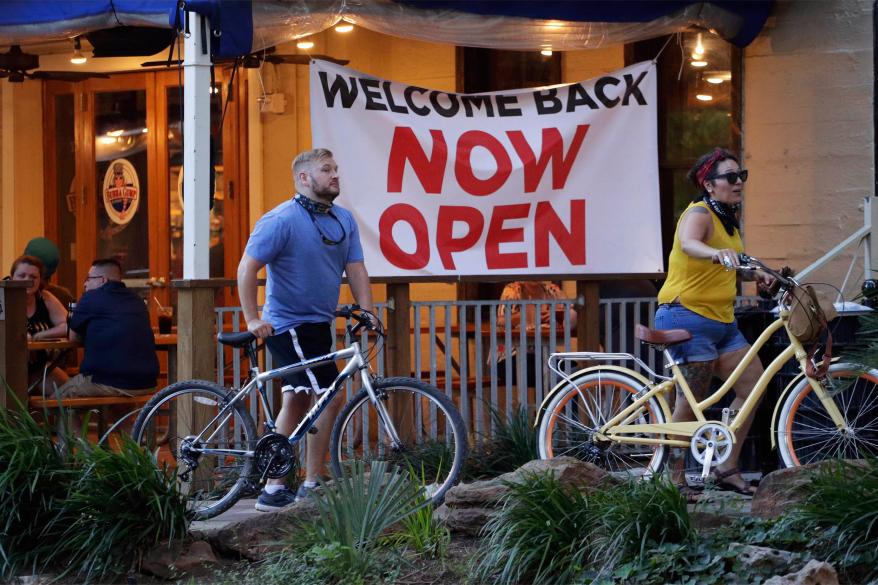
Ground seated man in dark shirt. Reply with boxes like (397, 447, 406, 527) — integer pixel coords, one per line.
(59, 258, 158, 401)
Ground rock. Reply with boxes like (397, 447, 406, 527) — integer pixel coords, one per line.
(206, 496, 319, 561)
(436, 457, 620, 535)
(734, 544, 799, 573)
(141, 539, 222, 580)
(763, 560, 839, 585)
(751, 460, 866, 519)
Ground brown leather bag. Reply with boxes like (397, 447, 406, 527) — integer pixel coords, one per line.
(787, 285, 837, 344)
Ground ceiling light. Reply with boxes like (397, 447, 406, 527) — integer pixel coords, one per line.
(704, 70, 732, 84)
(696, 94, 713, 101)
(544, 20, 564, 30)
(694, 32, 705, 57)
(106, 129, 124, 137)
(70, 37, 87, 65)
(335, 23, 354, 33)
(98, 136, 117, 145)
(297, 39, 315, 50)
(690, 60, 708, 68)
(706, 77, 724, 84)
(540, 47, 553, 57)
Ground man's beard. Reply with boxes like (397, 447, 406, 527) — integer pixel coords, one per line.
(313, 184, 340, 202)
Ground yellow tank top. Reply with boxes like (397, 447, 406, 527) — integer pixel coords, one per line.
(657, 201, 743, 323)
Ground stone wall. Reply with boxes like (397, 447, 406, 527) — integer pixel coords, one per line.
(743, 0, 874, 296)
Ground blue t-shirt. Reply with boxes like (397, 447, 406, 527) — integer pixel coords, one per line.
(69, 281, 159, 389)
(245, 198, 364, 331)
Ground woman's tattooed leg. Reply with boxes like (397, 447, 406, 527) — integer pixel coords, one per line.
(669, 361, 715, 484)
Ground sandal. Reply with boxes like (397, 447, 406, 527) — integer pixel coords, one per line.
(710, 467, 758, 496)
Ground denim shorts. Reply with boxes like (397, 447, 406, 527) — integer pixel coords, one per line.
(653, 304, 748, 364)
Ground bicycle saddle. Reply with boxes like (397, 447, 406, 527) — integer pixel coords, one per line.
(635, 324, 692, 347)
(217, 331, 256, 348)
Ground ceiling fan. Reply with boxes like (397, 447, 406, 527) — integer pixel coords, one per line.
(141, 46, 349, 68)
(0, 45, 109, 82)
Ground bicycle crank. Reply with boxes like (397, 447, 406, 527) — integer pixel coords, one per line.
(690, 423, 734, 480)
(254, 432, 296, 479)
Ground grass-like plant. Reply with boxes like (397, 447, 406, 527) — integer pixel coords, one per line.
(38, 436, 190, 583)
(0, 401, 74, 579)
(465, 405, 538, 479)
(792, 458, 878, 577)
(474, 471, 596, 585)
(590, 475, 695, 566)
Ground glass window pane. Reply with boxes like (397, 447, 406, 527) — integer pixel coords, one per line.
(94, 90, 150, 277)
(54, 94, 77, 294)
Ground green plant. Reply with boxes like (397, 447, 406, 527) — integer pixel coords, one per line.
(288, 460, 423, 582)
(590, 475, 695, 568)
(474, 471, 596, 585)
(38, 435, 190, 582)
(792, 458, 878, 578)
(0, 401, 74, 579)
(464, 405, 538, 479)
(387, 493, 450, 559)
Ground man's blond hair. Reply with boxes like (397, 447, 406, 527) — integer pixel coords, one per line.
(292, 148, 334, 190)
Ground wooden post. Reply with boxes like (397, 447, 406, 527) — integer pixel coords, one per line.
(385, 282, 414, 439)
(0, 280, 29, 409)
(172, 278, 226, 491)
(576, 280, 601, 352)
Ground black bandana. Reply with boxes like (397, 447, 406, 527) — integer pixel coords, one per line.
(295, 193, 332, 214)
(702, 195, 739, 236)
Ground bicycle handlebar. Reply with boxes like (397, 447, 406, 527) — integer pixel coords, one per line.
(335, 305, 385, 338)
(734, 253, 797, 298)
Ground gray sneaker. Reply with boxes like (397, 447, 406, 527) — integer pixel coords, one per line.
(295, 483, 316, 502)
(255, 487, 297, 512)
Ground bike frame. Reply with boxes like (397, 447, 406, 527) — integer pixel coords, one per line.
(551, 308, 847, 449)
(184, 342, 402, 459)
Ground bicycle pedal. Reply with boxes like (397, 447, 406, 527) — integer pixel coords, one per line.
(308, 426, 319, 435)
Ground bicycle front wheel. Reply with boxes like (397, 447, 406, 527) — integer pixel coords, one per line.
(777, 364, 878, 467)
(329, 377, 468, 505)
(537, 370, 668, 478)
(132, 380, 258, 520)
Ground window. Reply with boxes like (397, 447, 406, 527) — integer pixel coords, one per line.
(627, 32, 742, 260)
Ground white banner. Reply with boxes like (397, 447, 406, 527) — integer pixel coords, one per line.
(310, 60, 662, 278)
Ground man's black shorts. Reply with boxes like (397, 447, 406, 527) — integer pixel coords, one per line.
(264, 322, 339, 394)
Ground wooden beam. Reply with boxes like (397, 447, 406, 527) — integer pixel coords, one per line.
(0, 280, 29, 409)
(576, 280, 601, 352)
(385, 282, 414, 439)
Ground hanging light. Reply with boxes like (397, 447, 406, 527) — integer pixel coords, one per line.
(335, 19, 354, 33)
(690, 60, 708, 68)
(540, 47, 553, 57)
(692, 32, 705, 59)
(696, 94, 713, 101)
(297, 39, 315, 50)
(70, 37, 87, 65)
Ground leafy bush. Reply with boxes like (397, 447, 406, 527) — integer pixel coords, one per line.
(474, 471, 596, 584)
(38, 436, 190, 582)
(465, 405, 538, 479)
(0, 403, 74, 579)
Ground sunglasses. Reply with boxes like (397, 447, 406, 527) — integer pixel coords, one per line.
(710, 169, 748, 184)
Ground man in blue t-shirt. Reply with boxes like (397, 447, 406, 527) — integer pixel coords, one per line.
(237, 148, 374, 512)
(60, 258, 158, 426)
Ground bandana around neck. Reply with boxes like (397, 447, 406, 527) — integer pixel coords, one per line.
(702, 195, 739, 236)
(295, 193, 332, 214)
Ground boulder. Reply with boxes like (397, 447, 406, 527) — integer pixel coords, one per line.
(435, 457, 620, 535)
(204, 497, 319, 561)
(763, 560, 839, 585)
(141, 539, 222, 580)
(734, 544, 799, 574)
(751, 460, 866, 519)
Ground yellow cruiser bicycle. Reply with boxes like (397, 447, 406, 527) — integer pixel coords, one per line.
(536, 255, 878, 478)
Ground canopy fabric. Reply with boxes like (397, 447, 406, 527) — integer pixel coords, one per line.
(0, 0, 773, 58)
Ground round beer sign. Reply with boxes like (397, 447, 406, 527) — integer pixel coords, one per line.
(102, 158, 140, 225)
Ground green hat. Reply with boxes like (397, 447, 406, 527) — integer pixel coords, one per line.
(24, 237, 60, 278)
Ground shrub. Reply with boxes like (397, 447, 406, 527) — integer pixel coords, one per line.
(465, 405, 538, 479)
(474, 471, 596, 584)
(387, 493, 450, 559)
(38, 436, 190, 582)
(0, 402, 74, 579)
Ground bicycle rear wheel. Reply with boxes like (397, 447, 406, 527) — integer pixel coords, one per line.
(132, 380, 258, 520)
(329, 377, 467, 505)
(777, 364, 878, 467)
(537, 370, 668, 478)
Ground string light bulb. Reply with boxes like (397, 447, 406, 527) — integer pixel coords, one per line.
(70, 37, 87, 65)
(693, 33, 705, 58)
(296, 39, 315, 50)
(690, 60, 708, 68)
(696, 94, 713, 101)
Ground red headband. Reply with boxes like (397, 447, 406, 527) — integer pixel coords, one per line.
(695, 148, 725, 187)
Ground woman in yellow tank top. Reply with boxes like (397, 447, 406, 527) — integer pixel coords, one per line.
(655, 148, 775, 497)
